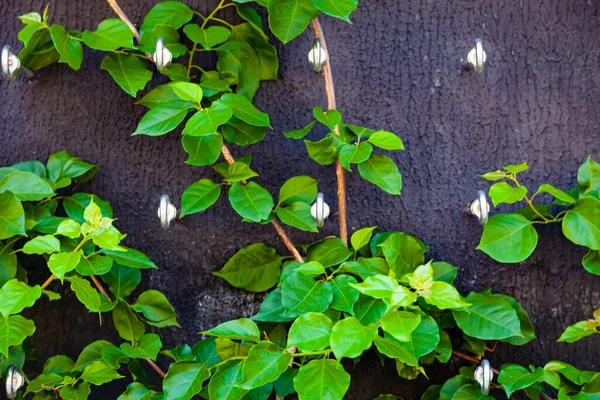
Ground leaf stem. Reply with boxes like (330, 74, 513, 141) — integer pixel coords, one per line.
(311, 18, 348, 245)
(145, 358, 166, 379)
(40, 235, 89, 290)
(508, 175, 549, 222)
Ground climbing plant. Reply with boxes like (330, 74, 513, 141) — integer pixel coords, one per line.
(2, 0, 599, 399)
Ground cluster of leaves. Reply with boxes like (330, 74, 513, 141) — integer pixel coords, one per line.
(558, 307, 600, 344)
(428, 361, 600, 400)
(0, 152, 178, 399)
(476, 157, 599, 271)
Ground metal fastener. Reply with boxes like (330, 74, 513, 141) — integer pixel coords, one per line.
(1, 45, 34, 79)
(158, 194, 177, 229)
(5, 365, 25, 399)
(311, 192, 330, 228)
(308, 38, 328, 73)
(467, 190, 490, 225)
(466, 39, 486, 73)
(474, 359, 494, 395)
(153, 38, 172, 73)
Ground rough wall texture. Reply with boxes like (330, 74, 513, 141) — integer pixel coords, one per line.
(1, 0, 600, 398)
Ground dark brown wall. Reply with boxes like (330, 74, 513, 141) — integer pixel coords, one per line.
(1, 0, 600, 398)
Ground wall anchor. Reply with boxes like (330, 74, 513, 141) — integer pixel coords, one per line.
(308, 38, 328, 73)
(467, 190, 490, 224)
(5, 365, 24, 400)
(474, 359, 494, 395)
(153, 38, 172, 72)
(158, 194, 177, 229)
(311, 192, 330, 228)
(2, 45, 34, 79)
(465, 39, 486, 73)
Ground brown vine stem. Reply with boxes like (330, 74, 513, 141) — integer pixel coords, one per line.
(90, 275, 112, 301)
(145, 358, 166, 379)
(221, 144, 304, 263)
(311, 18, 348, 245)
(105, 0, 154, 61)
(452, 350, 500, 375)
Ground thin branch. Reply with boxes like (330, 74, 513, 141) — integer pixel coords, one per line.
(145, 358, 166, 379)
(311, 18, 348, 245)
(90, 275, 112, 302)
(105, 0, 154, 61)
(452, 350, 500, 375)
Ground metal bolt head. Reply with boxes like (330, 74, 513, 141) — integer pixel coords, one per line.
(5, 365, 24, 399)
(474, 359, 494, 395)
(158, 194, 177, 229)
(308, 38, 328, 72)
(469, 190, 490, 225)
(311, 192, 330, 228)
(466, 38, 486, 73)
(1, 45, 21, 79)
(153, 38, 172, 72)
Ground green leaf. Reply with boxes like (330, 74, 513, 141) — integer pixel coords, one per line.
(380, 311, 421, 342)
(313, 107, 342, 130)
(578, 156, 600, 194)
(81, 360, 124, 385)
(193, 338, 220, 365)
(220, 93, 271, 127)
(180, 179, 222, 217)
(562, 197, 600, 250)
(431, 262, 458, 284)
(0, 241, 17, 286)
(48, 250, 83, 281)
(0, 315, 36, 356)
(69, 275, 102, 312)
(338, 142, 373, 171)
(330, 275, 360, 313)
(350, 275, 417, 307)
(200, 79, 233, 97)
(274, 368, 297, 398)
(138, 25, 187, 57)
(60, 383, 91, 399)
(46, 150, 98, 184)
(306, 238, 352, 268)
(240, 341, 291, 389)
(358, 154, 402, 195)
(276, 202, 318, 232)
(312, 0, 358, 22)
(452, 292, 523, 340)
(133, 105, 188, 136)
(380, 232, 425, 277)
(0, 192, 25, 239)
(209, 360, 247, 400)
(283, 121, 315, 139)
(558, 321, 598, 343)
(536, 184, 576, 205)
(228, 182, 274, 222)
(224, 162, 259, 183)
(112, 301, 145, 343)
(0, 171, 54, 201)
(504, 162, 529, 174)
(267, 0, 320, 43)
(184, 24, 232, 49)
(182, 133, 223, 166)
(63, 193, 113, 223)
(373, 336, 418, 366)
(118, 382, 161, 400)
(368, 130, 404, 151)
(498, 365, 544, 397)
(452, 384, 494, 400)
(23, 234, 60, 255)
(391, 314, 440, 360)
(73, 340, 114, 372)
(182, 102, 233, 136)
(281, 272, 333, 315)
(481, 170, 508, 181)
(278, 176, 318, 205)
(100, 54, 152, 97)
(102, 346, 130, 369)
(252, 289, 292, 323)
(213, 243, 282, 292)
(0, 279, 41, 317)
(56, 219, 82, 239)
(287, 312, 333, 352)
(102, 263, 141, 298)
(82, 19, 134, 50)
(222, 118, 266, 146)
(141, 1, 194, 30)
(351, 227, 376, 252)
(171, 82, 203, 103)
(305, 136, 338, 166)
(330, 317, 378, 359)
(216, 41, 261, 100)
(19, 30, 60, 71)
(230, 22, 278, 81)
(137, 84, 192, 109)
(203, 318, 260, 342)
(132, 290, 179, 328)
(583, 250, 600, 275)
(477, 214, 538, 263)
(422, 281, 470, 310)
(294, 359, 350, 400)
(120, 333, 163, 360)
(163, 361, 210, 400)
(26, 373, 64, 393)
(489, 182, 528, 206)
(49, 24, 83, 70)
(216, 338, 252, 361)
(102, 247, 157, 270)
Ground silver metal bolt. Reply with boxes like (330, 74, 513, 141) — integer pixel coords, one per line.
(5, 365, 25, 399)
(308, 38, 328, 73)
(1, 45, 34, 79)
(467, 190, 490, 225)
(474, 359, 494, 395)
(466, 39, 487, 73)
(158, 194, 177, 229)
(311, 192, 330, 228)
(153, 38, 172, 73)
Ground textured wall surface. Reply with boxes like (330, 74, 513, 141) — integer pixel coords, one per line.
(1, 0, 600, 398)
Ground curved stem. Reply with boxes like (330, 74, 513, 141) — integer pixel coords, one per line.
(311, 18, 348, 245)
(145, 358, 166, 379)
